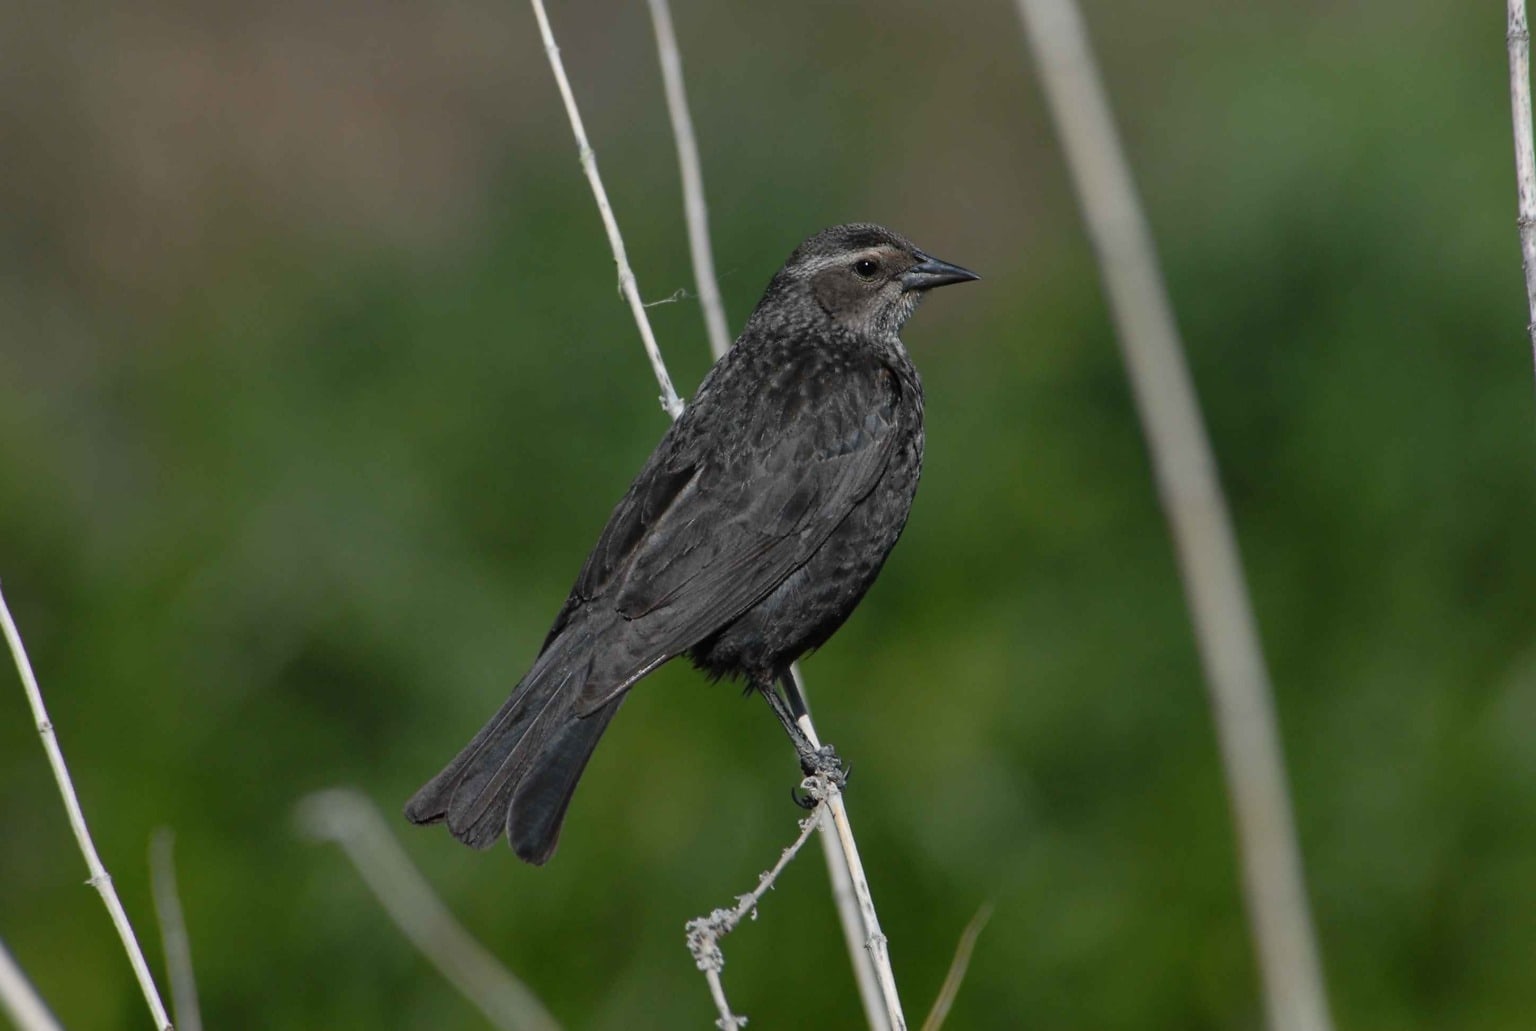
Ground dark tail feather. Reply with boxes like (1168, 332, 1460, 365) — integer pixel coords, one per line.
(403, 685, 539, 850)
(404, 622, 624, 862)
(507, 698, 621, 864)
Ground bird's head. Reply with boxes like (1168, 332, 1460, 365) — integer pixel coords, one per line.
(762, 223, 979, 339)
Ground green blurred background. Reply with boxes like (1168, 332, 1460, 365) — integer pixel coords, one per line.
(2, 0, 1533, 1027)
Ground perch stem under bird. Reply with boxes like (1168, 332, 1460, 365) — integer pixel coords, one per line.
(405, 224, 977, 864)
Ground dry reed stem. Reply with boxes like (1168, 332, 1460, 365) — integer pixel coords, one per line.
(1507, 0, 1536, 375)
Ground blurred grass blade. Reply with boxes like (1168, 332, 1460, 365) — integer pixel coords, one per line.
(150, 829, 203, 1031)
(1012, 2, 1334, 1030)
(0, 937, 62, 1031)
(919, 902, 993, 1031)
(297, 788, 562, 1031)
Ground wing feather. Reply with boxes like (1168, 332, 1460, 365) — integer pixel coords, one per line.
(563, 356, 904, 713)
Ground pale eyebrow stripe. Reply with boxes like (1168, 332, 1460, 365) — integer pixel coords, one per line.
(797, 248, 901, 274)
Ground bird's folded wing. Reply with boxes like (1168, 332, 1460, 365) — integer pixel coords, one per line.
(571, 362, 904, 714)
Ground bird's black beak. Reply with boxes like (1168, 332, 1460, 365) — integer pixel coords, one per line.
(900, 251, 981, 292)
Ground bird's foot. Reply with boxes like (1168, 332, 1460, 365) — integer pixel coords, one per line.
(801, 743, 847, 783)
(790, 744, 849, 809)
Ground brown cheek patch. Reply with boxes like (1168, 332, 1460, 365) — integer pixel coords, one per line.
(812, 268, 862, 315)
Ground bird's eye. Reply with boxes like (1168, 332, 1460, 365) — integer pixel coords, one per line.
(852, 258, 880, 279)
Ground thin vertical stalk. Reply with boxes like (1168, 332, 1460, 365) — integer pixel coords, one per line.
(646, 0, 732, 359)
(792, 666, 891, 1031)
(795, 714, 906, 1030)
(1508, 0, 1536, 376)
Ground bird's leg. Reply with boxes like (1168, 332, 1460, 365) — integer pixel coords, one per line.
(761, 677, 813, 754)
(779, 668, 811, 722)
(762, 672, 847, 795)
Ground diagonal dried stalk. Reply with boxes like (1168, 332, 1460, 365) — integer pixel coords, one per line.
(685, 781, 826, 1030)
(527, 0, 683, 419)
(0, 585, 173, 1031)
(298, 789, 561, 1031)
(1507, 0, 1536, 376)
(1012, 3, 1333, 1030)
(0, 937, 62, 1031)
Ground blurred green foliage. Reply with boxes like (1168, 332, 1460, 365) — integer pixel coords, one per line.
(2, 1, 1533, 1028)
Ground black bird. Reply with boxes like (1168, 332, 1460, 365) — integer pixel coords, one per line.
(405, 223, 978, 863)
